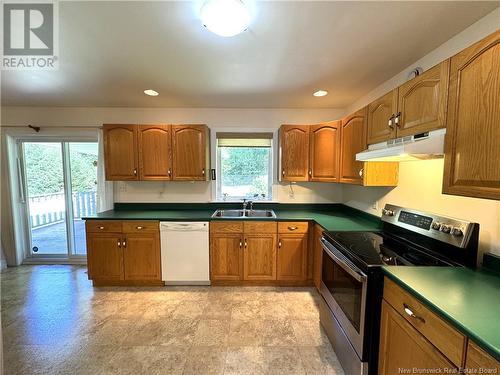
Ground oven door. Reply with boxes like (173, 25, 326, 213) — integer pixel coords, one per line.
(320, 237, 368, 359)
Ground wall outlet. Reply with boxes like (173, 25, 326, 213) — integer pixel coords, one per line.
(372, 201, 379, 211)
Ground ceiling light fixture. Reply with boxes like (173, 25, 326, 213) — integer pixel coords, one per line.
(144, 89, 159, 96)
(313, 90, 328, 97)
(200, 0, 250, 37)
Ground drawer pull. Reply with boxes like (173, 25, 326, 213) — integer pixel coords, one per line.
(98, 226, 105, 230)
(122, 240, 126, 248)
(403, 303, 425, 323)
(288, 226, 298, 231)
(117, 240, 121, 248)
(136, 226, 143, 230)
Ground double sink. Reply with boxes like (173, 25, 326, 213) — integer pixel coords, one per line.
(212, 209, 276, 218)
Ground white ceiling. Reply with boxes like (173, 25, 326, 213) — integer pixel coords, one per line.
(2, 1, 498, 108)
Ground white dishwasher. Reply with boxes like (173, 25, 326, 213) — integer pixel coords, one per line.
(160, 222, 210, 285)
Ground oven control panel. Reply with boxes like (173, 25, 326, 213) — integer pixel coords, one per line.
(381, 204, 476, 248)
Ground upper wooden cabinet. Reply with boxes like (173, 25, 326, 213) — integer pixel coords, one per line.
(397, 60, 449, 136)
(443, 30, 500, 201)
(104, 124, 138, 180)
(366, 60, 449, 144)
(103, 124, 209, 182)
(138, 125, 171, 180)
(310, 122, 341, 182)
(340, 107, 368, 184)
(172, 124, 210, 181)
(280, 125, 310, 181)
(367, 90, 398, 144)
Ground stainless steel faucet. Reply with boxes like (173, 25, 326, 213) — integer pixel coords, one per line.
(248, 201, 253, 211)
(242, 199, 248, 213)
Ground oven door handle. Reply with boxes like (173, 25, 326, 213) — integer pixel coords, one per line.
(321, 237, 367, 282)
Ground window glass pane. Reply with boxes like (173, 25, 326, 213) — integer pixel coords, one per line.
(219, 146, 271, 200)
(69, 142, 98, 255)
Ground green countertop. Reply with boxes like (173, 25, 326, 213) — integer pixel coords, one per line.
(84, 207, 381, 232)
(383, 266, 500, 361)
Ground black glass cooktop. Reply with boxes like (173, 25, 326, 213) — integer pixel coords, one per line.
(323, 231, 453, 269)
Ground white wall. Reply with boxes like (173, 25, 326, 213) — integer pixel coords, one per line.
(343, 10, 500, 257)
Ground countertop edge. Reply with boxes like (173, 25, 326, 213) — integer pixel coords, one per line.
(382, 268, 500, 362)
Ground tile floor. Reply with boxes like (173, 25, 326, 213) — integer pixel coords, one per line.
(1, 265, 344, 375)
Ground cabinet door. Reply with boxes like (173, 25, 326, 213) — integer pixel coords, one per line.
(280, 125, 310, 181)
(378, 301, 455, 375)
(397, 60, 449, 137)
(277, 234, 308, 281)
(310, 122, 340, 182)
(122, 233, 161, 281)
(243, 234, 277, 281)
(443, 31, 500, 201)
(340, 107, 367, 184)
(86, 233, 124, 281)
(312, 224, 324, 290)
(138, 125, 172, 180)
(103, 124, 138, 180)
(172, 125, 208, 181)
(465, 341, 500, 372)
(367, 90, 398, 144)
(210, 233, 243, 281)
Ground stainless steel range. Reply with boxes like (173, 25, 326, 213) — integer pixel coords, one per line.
(318, 204, 479, 375)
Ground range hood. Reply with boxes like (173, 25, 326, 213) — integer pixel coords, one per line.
(356, 128, 446, 162)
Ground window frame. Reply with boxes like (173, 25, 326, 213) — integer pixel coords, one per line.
(210, 128, 277, 202)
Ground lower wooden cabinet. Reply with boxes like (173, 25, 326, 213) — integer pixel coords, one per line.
(277, 234, 307, 281)
(244, 234, 277, 281)
(378, 300, 455, 375)
(85, 220, 162, 285)
(209, 233, 243, 281)
(209, 221, 310, 284)
(465, 341, 500, 373)
(87, 233, 124, 282)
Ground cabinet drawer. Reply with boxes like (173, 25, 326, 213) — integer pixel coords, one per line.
(210, 221, 244, 233)
(86, 220, 122, 233)
(244, 221, 277, 234)
(383, 277, 466, 367)
(122, 220, 159, 233)
(278, 221, 309, 234)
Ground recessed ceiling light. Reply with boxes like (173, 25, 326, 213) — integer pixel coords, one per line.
(144, 89, 159, 96)
(200, 0, 250, 37)
(313, 90, 328, 97)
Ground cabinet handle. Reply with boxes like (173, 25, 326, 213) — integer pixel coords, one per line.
(244, 239, 247, 248)
(388, 114, 395, 129)
(98, 226, 105, 230)
(167, 169, 171, 176)
(239, 240, 243, 249)
(288, 226, 298, 231)
(403, 303, 425, 323)
(359, 168, 364, 178)
(282, 169, 285, 176)
(278, 240, 282, 248)
(308, 170, 312, 176)
(136, 226, 143, 230)
(394, 112, 401, 126)
(122, 239, 126, 248)
(117, 240, 121, 248)
(202, 169, 205, 175)
(133, 169, 137, 175)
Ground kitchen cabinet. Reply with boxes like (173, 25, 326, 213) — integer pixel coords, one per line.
(367, 90, 398, 144)
(312, 224, 324, 290)
(103, 124, 209, 182)
(277, 222, 308, 281)
(209, 233, 243, 281)
(172, 124, 210, 181)
(379, 277, 500, 373)
(309, 122, 341, 182)
(366, 60, 449, 144)
(85, 220, 162, 285)
(244, 234, 277, 281)
(279, 125, 310, 181)
(378, 300, 455, 375)
(138, 124, 172, 180)
(443, 30, 500, 201)
(103, 124, 138, 180)
(340, 107, 399, 186)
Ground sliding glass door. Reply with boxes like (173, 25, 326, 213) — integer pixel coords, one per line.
(21, 141, 98, 259)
